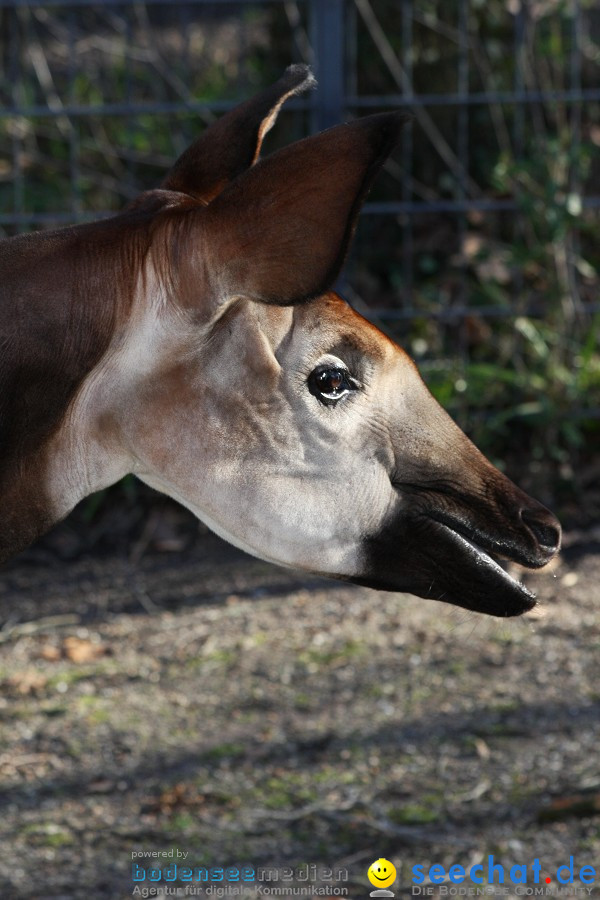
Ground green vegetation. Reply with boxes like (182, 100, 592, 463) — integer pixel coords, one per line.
(388, 800, 443, 825)
(203, 741, 247, 763)
(352, 1, 599, 517)
(20, 822, 75, 847)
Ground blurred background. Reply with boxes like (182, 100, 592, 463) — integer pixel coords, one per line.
(0, 0, 598, 527)
(1, 5, 600, 898)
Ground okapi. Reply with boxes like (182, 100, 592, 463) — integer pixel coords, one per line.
(0, 65, 560, 616)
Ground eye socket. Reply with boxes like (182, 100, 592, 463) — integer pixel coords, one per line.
(307, 365, 358, 406)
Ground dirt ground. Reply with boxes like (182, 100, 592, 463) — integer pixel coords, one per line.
(0, 503, 598, 900)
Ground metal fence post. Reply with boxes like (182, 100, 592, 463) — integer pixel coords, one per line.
(309, 0, 345, 132)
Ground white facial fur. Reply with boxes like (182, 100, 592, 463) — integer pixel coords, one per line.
(47, 277, 410, 580)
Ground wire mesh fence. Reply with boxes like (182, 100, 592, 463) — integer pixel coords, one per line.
(1, 0, 599, 474)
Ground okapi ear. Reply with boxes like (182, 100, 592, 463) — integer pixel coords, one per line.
(201, 112, 409, 307)
(162, 64, 316, 203)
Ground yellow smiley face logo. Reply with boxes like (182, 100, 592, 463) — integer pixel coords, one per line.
(367, 858, 397, 889)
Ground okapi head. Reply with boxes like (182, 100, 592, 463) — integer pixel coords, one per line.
(0, 65, 560, 616)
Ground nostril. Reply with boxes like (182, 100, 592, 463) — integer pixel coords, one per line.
(520, 508, 561, 553)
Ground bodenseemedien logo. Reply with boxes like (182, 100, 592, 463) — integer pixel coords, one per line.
(130, 859, 350, 895)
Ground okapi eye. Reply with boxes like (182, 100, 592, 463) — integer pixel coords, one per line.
(307, 365, 357, 406)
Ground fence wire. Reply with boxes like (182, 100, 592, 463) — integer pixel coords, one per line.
(1, 0, 599, 437)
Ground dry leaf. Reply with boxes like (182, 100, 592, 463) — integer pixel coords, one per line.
(39, 644, 62, 662)
(8, 670, 48, 695)
(62, 636, 107, 664)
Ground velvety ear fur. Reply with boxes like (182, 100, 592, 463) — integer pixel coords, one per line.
(198, 112, 409, 308)
(162, 64, 316, 203)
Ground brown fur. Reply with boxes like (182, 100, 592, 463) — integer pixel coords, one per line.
(0, 66, 402, 561)
(162, 64, 316, 202)
(0, 211, 158, 559)
(0, 66, 560, 618)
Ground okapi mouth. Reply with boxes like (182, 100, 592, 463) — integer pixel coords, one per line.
(428, 517, 537, 615)
(356, 481, 561, 618)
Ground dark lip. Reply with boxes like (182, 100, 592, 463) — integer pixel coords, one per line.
(393, 479, 560, 569)
(352, 513, 538, 617)
(431, 518, 537, 615)
(355, 481, 552, 616)
(426, 507, 521, 563)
